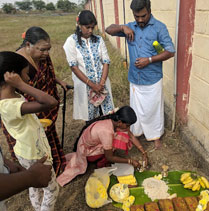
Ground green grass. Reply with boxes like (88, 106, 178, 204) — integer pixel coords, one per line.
(0, 13, 129, 107)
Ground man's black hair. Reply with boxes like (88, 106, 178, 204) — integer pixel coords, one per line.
(130, 0, 151, 12)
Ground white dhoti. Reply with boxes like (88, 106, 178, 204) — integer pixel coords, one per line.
(130, 79, 164, 140)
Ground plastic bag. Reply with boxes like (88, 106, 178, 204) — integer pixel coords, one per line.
(85, 167, 115, 208)
(111, 163, 134, 177)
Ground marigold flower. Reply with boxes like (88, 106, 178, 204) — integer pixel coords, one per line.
(22, 32, 26, 39)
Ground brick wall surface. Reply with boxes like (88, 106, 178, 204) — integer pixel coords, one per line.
(188, 1, 209, 147)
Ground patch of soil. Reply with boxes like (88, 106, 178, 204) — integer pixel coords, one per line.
(1, 90, 207, 211)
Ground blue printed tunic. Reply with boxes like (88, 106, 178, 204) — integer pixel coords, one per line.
(63, 34, 114, 120)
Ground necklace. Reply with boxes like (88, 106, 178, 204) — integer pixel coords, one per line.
(27, 54, 39, 72)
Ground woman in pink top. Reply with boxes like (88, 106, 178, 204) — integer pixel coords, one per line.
(57, 106, 148, 186)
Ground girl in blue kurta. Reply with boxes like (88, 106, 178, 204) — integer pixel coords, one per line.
(63, 10, 114, 121)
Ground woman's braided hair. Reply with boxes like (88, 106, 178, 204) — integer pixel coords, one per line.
(75, 10, 98, 46)
(73, 106, 137, 151)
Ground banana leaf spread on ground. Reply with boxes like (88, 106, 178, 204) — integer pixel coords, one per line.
(109, 170, 206, 209)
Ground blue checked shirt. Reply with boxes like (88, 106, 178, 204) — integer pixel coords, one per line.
(116, 15, 175, 85)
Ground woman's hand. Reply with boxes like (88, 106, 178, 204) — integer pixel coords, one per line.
(90, 83, 104, 94)
(142, 153, 148, 167)
(59, 80, 69, 91)
(131, 159, 141, 168)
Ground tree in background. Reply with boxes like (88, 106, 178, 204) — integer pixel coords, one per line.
(32, 0, 46, 10)
(46, 2, 55, 11)
(15, 0, 32, 11)
(57, 0, 76, 12)
(2, 3, 16, 14)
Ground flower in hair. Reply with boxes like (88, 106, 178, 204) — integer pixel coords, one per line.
(76, 11, 81, 26)
(107, 107, 119, 115)
(22, 32, 26, 39)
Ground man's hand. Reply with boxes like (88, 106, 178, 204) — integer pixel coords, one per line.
(27, 156, 52, 188)
(122, 25, 135, 41)
(135, 57, 150, 68)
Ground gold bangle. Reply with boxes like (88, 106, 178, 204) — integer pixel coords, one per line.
(86, 78, 90, 85)
(101, 78, 105, 82)
(142, 151, 147, 155)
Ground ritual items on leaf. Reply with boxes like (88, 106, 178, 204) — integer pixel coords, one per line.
(144, 201, 160, 211)
(109, 183, 135, 211)
(137, 160, 146, 173)
(142, 177, 176, 201)
(180, 172, 209, 191)
(122, 195, 135, 211)
(172, 197, 189, 211)
(184, 196, 198, 211)
(158, 199, 175, 211)
(196, 190, 209, 211)
(117, 175, 137, 186)
(109, 183, 130, 203)
(153, 174, 162, 180)
(161, 165, 169, 177)
(130, 204, 145, 211)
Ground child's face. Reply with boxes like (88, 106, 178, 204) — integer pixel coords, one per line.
(21, 66, 30, 84)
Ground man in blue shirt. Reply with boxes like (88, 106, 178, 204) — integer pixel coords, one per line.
(106, 0, 175, 149)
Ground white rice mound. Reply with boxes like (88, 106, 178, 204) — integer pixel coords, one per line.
(142, 178, 170, 201)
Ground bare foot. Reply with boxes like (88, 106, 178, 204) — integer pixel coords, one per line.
(154, 139, 161, 149)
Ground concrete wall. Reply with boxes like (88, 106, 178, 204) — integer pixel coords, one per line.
(188, 1, 209, 151)
(151, 1, 176, 114)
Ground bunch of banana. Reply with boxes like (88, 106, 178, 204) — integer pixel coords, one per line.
(180, 172, 209, 191)
(199, 177, 209, 189)
(180, 172, 192, 183)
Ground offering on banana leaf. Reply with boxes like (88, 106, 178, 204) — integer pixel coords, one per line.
(184, 196, 198, 210)
(109, 183, 130, 203)
(196, 190, 209, 211)
(117, 174, 138, 187)
(142, 177, 176, 201)
(180, 172, 209, 191)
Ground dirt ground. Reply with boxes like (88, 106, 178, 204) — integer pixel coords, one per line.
(0, 38, 207, 211)
(1, 88, 208, 211)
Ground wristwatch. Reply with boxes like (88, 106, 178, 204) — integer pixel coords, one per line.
(148, 57, 152, 63)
